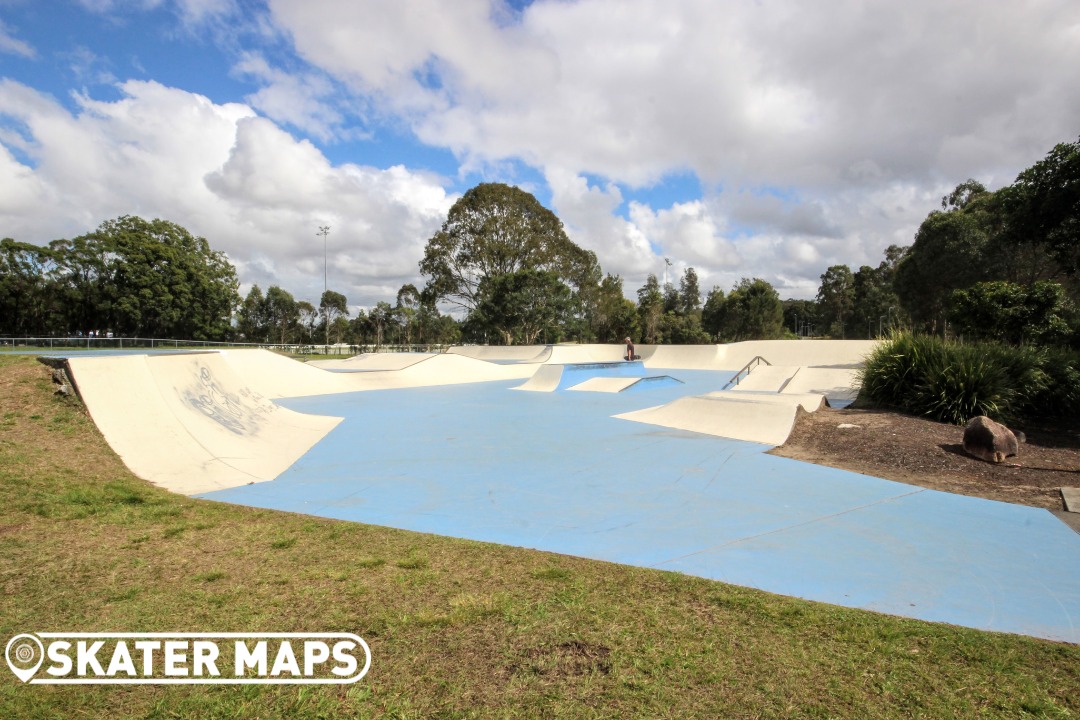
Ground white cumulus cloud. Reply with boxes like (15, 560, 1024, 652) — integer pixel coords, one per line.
(0, 79, 453, 309)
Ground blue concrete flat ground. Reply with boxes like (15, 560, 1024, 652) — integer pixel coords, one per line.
(199, 370, 1080, 643)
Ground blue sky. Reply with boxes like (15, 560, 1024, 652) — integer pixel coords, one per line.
(1, 0, 1078, 309)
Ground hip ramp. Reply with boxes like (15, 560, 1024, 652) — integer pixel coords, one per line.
(615, 391, 827, 446)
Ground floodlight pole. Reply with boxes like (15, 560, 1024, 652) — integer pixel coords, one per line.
(318, 225, 331, 349)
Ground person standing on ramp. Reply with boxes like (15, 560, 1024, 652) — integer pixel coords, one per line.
(624, 337, 636, 361)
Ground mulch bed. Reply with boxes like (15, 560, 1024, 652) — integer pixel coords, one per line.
(769, 406, 1080, 512)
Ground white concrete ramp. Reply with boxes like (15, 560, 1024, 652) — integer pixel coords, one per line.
(728, 365, 799, 392)
(367, 353, 535, 389)
(545, 344, 626, 364)
(446, 345, 549, 362)
(614, 392, 827, 446)
(62, 349, 540, 494)
(640, 344, 727, 370)
(780, 367, 862, 406)
(722, 340, 876, 368)
(513, 360, 645, 392)
(568, 376, 685, 393)
(65, 353, 342, 495)
(307, 353, 437, 371)
(514, 364, 567, 392)
(218, 349, 535, 398)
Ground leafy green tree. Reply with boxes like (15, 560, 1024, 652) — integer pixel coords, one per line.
(237, 285, 268, 342)
(330, 315, 351, 345)
(563, 251, 603, 342)
(678, 267, 702, 314)
(433, 314, 462, 345)
(0, 239, 57, 335)
(57, 216, 239, 339)
(48, 234, 114, 336)
(894, 183, 999, 333)
(636, 274, 664, 343)
(264, 286, 299, 344)
(816, 264, 855, 338)
(846, 248, 906, 339)
(781, 298, 818, 338)
(297, 301, 318, 343)
(949, 281, 1072, 346)
(660, 312, 712, 343)
(419, 183, 599, 317)
(591, 274, 639, 343)
(349, 308, 371, 345)
(396, 284, 421, 345)
(715, 278, 784, 341)
(470, 269, 573, 345)
(411, 291, 452, 346)
(701, 287, 726, 340)
(319, 290, 349, 345)
(662, 281, 679, 314)
(368, 301, 394, 348)
(1001, 136, 1080, 276)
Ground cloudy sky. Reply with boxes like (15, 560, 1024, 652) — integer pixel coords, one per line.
(1, 0, 1078, 310)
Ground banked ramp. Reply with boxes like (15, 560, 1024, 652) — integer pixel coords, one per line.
(64, 352, 342, 495)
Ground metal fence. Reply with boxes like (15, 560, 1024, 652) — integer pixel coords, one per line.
(0, 337, 450, 355)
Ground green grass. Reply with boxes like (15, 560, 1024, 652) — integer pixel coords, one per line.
(0, 354, 1078, 718)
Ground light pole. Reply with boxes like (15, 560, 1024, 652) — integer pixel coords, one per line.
(318, 226, 331, 296)
(318, 225, 330, 349)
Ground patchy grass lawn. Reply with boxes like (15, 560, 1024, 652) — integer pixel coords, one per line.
(0, 355, 1077, 719)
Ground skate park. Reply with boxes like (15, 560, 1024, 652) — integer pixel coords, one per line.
(52, 340, 1080, 644)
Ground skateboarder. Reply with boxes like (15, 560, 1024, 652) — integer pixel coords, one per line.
(624, 337, 635, 361)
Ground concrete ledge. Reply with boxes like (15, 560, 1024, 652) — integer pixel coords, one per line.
(1061, 487, 1080, 513)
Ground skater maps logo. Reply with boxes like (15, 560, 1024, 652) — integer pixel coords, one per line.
(5, 632, 370, 685)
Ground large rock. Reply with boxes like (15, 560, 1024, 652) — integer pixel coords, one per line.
(962, 416, 1025, 464)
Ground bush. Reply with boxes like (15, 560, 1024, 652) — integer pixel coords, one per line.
(1029, 347, 1080, 418)
(859, 333, 1077, 425)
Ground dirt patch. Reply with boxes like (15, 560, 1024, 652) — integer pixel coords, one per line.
(769, 406, 1080, 512)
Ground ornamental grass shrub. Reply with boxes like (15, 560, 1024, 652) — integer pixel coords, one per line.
(858, 332, 1079, 425)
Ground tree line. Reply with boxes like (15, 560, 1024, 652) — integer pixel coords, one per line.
(3, 137, 1076, 347)
(809, 136, 1078, 347)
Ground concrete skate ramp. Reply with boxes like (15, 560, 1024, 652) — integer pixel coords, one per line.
(569, 375, 685, 393)
(724, 340, 877, 368)
(447, 345, 549, 363)
(729, 365, 863, 406)
(65, 353, 342, 495)
(615, 392, 827, 446)
(216, 349, 535, 398)
(545, 344, 626, 364)
(515, 360, 645, 392)
(632, 340, 876, 371)
(780, 367, 862, 406)
(307, 353, 437, 371)
(728, 365, 799, 392)
(640, 344, 727, 370)
(214, 350, 357, 398)
(374, 353, 537, 389)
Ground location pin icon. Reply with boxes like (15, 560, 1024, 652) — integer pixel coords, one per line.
(5, 634, 45, 683)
